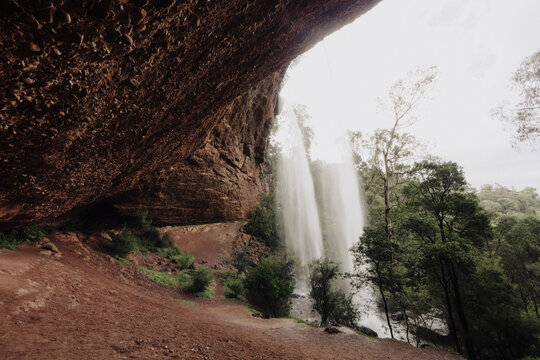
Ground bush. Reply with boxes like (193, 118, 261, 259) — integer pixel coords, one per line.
(244, 256, 294, 317)
(0, 225, 47, 249)
(328, 291, 359, 328)
(137, 212, 173, 250)
(104, 229, 139, 257)
(221, 271, 246, 299)
(226, 240, 259, 274)
(0, 230, 21, 249)
(245, 192, 279, 249)
(155, 246, 195, 270)
(309, 258, 359, 327)
(186, 266, 214, 293)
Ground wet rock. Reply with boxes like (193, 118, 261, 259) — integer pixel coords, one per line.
(324, 327, 341, 334)
(41, 242, 60, 253)
(358, 326, 378, 337)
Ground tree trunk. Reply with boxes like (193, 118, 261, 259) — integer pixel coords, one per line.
(440, 269, 462, 355)
(449, 263, 477, 360)
(379, 283, 394, 339)
(383, 152, 393, 245)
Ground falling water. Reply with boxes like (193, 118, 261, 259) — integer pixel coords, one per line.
(276, 104, 324, 267)
(314, 138, 363, 275)
(275, 103, 389, 336)
(313, 139, 390, 337)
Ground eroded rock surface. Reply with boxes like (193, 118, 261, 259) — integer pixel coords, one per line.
(0, 0, 379, 228)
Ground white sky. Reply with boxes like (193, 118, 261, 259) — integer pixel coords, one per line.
(280, 0, 540, 191)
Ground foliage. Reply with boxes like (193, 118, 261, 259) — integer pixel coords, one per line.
(138, 266, 183, 288)
(477, 185, 540, 220)
(186, 266, 215, 294)
(102, 214, 175, 258)
(0, 225, 48, 249)
(137, 211, 174, 250)
(492, 50, 540, 146)
(221, 270, 246, 299)
(309, 258, 359, 328)
(104, 229, 140, 257)
(292, 104, 315, 160)
(351, 225, 400, 338)
(244, 256, 295, 317)
(226, 240, 260, 274)
(245, 192, 279, 249)
(465, 258, 540, 360)
(309, 258, 340, 325)
(327, 290, 360, 329)
(155, 246, 195, 270)
(497, 217, 540, 318)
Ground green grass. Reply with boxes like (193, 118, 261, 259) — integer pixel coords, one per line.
(178, 299, 197, 306)
(281, 316, 321, 328)
(192, 288, 214, 298)
(138, 267, 180, 288)
(115, 259, 214, 298)
(231, 298, 261, 315)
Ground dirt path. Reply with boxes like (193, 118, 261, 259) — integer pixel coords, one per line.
(0, 230, 463, 360)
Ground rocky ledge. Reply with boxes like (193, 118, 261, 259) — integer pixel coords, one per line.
(0, 0, 379, 228)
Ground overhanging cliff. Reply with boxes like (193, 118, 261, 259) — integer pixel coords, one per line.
(0, 0, 380, 228)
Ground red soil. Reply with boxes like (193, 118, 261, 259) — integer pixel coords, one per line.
(0, 226, 463, 360)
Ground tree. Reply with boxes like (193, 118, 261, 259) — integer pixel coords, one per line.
(309, 258, 359, 328)
(350, 65, 437, 245)
(351, 225, 399, 338)
(498, 217, 540, 318)
(292, 104, 314, 160)
(492, 50, 540, 147)
(398, 160, 492, 359)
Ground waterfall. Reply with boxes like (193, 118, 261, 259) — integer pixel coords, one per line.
(275, 103, 389, 336)
(276, 104, 324, 267)
(314, 138, 363, 275)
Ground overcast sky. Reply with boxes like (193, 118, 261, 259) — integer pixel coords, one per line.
(280, 0, 540, 191)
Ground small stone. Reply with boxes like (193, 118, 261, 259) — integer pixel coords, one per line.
(53, 47, 62, 56)
(129, 78, 140, 88)
(29, 42, 41, 52)
(123, 33, 134, 46)
(23, 78, 35, 85)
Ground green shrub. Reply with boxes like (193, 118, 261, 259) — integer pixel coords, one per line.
(222, 271, 246, 299)
(0, 230, 21, 249)
(328, 291, 359, 328)
(245, 192, 279, 249)
(309, 258, 359, 327)
(0, 225, 48, 249)
(155, 246, 195, 270)
(22, 225, 46, 242)
(173, 252, 195, 270)
(186, 266, 214, 293)
(104, 229, 139, 257)
(244, 256, 294, 317)
(139, 267, 180, 287)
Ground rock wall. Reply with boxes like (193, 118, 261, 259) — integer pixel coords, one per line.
(0, 0, 380, 228)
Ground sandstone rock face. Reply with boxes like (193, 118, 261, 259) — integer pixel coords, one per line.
(0, 0, 379, 228)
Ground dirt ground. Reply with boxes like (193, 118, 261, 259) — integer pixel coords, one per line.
(0, 224, 463, 360)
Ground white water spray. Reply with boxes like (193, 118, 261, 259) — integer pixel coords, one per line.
(276, 104, 324, 267)
(275, 102, 389, 336)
